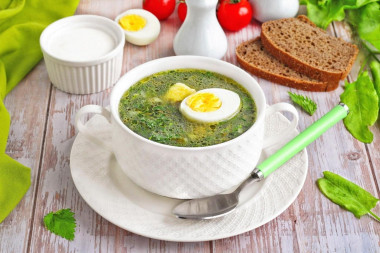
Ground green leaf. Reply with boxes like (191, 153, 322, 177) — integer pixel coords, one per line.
(288, 91, 317, 116)
(43, 208, 76, 241)
(347, 2, 380, 51)
(317, 171, 380, 221)
(340, 71, 379, 143)
(369, 61, 380, 109)
(301, 0, 378, 29)
(302, 0, 346, 29)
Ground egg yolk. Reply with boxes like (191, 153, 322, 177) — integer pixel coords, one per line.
(119, 14, 146, 31)
(186, 93, 222, 112)
(165, 83, 196, 102)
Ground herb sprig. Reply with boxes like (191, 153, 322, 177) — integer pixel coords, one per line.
(288, 92, 317, 116)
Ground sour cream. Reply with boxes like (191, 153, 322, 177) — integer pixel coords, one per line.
(48, 26, 116, 61)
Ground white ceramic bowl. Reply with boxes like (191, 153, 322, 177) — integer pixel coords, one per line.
(40, 15, 125, 94)
(75, 56, 298, 199)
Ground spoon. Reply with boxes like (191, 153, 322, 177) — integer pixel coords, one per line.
(173, 103, 349, 219)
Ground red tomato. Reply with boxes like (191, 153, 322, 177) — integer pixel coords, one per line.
(143, 0, 176, 20)
(217, 0, 253, 32)
(177, 1, 187, 23)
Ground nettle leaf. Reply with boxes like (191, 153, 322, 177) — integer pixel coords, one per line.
(317, 171, 380, 221)
(340, 71, 379, 143)
(43, 208, 76, 241)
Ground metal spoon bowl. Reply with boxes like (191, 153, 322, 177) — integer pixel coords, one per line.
(173, 171, 261, 219)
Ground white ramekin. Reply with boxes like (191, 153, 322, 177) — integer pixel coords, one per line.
(40, 15, 125, 94)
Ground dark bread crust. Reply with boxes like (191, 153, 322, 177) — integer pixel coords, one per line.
(261, 15, 358, 84)
(236, 38, 338, 92)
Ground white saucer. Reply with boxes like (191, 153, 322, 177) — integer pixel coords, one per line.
(70, 111, 308, 242)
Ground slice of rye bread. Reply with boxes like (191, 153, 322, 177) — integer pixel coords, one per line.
(236, 38, 338, 92)
(261, 15, 359, 83)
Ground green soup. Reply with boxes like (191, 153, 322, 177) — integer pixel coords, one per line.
(118, 69, 257, 147)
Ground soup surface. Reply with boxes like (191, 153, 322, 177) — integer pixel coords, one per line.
(118, 69, 257, 147)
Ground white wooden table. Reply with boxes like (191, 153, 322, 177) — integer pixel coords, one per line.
(1, 0, 379, 252)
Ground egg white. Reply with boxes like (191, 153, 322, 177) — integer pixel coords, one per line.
(116, 9, 160, 46)
(180, 88, 241, 124)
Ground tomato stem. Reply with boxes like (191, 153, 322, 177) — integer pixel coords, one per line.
(229, 0, 241, 4)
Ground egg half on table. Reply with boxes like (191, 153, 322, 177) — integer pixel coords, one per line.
(115, 9, 160, 46)
(166, 83, 242, 124)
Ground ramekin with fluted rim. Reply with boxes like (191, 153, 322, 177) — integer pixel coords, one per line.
(40, 15, 125, 94)
(74, 56, 299, 199)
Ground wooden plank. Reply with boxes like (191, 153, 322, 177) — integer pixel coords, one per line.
(27, 0, 211, 252)
(0, 61, 51, 253)
(292, 23, 380, 253)
(212, 24, 380, 253)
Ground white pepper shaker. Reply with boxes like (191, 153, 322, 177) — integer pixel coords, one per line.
(173, 0, 227, 59)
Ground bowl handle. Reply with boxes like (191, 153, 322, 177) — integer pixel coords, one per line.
(263, 102, 299, 150)
(75, 105, 113, 152)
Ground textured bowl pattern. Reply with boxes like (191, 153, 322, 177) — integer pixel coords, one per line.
(112, 120, 264, 199)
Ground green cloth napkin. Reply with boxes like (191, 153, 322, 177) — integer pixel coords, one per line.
(0, 0, 79, 223)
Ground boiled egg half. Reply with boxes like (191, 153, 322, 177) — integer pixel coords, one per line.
(180, 88, 241, 123)
(116, 9, 160, 46)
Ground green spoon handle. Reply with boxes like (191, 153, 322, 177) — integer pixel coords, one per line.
(257, 103, 349, 178)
